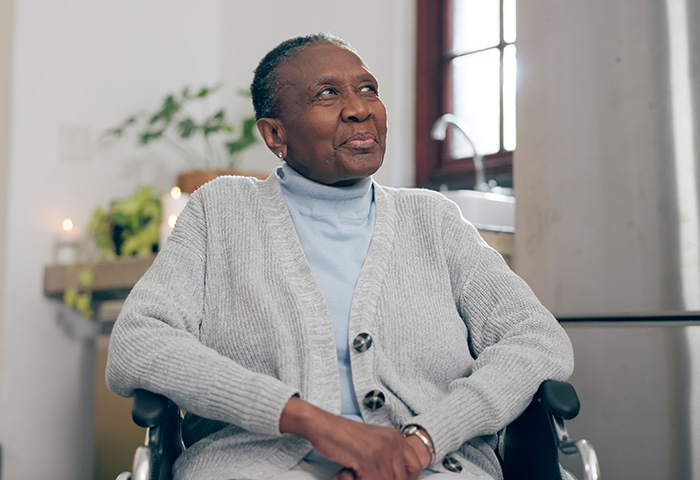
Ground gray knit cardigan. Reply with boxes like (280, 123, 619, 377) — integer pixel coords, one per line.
(106, 173, 574, 480)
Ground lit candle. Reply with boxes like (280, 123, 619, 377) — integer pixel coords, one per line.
(54, 217, 80, 264)
(159, 186, 190, 249)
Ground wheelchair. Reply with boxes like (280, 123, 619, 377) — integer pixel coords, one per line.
(115, 380, 600, 480)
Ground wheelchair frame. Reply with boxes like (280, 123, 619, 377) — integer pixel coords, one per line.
(117, 380, 600, 480)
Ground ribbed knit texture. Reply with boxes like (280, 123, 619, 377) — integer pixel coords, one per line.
(277, 163, 373, 415)
(106, 173, 574, 480)
(278, 163, 373, 462)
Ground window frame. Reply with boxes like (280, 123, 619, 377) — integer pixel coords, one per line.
(415, 0, 514, 190)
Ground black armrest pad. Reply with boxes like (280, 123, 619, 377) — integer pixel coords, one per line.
(132, 389, 171, 428)
(538, 380, 581, 420)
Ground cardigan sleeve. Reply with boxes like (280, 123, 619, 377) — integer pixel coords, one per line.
(105, 190, 299, 437)
(407, 200, 574, 462)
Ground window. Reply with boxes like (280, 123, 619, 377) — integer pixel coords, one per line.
(415, 0, 516, 190)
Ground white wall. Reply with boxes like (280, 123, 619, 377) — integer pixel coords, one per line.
(0, 0, 14, 380)
(0, 1, 416, 479)
(0, 1, 222, 478)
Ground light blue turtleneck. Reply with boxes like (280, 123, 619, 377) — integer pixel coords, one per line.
(277, 162, 375, 425)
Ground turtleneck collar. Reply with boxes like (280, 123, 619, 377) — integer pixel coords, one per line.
(276, 162, 374, 216)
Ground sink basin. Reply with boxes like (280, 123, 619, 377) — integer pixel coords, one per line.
(442, 189, 515, 232)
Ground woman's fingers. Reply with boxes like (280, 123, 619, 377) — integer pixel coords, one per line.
(280, 397, 416, 480)
(334, 425, 406, 479)
(308, 413, 408, 480)
(330, 468, 356, 480)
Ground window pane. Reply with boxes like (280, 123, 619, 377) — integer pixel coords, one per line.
(503, 0, 516, 43)
(451, 48, 501, 157)
(503, 44, 517, 151)
(452, 0, 500, 54)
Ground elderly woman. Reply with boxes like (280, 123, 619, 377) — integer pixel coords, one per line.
(106, 33, 573, 480)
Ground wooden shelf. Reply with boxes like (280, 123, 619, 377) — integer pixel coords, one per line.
(44, 255, 155, 303)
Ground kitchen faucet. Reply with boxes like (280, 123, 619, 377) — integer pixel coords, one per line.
(430, 113, 489, 192)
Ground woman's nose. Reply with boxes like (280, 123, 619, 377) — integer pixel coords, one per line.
(341, 94, 372, 122)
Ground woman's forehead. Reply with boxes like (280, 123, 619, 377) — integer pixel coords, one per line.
(281, 43, 371, 80)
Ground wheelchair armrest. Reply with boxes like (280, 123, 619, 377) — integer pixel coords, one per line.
(500, 380, 566, 479)
(128, 390, 184, 480)
(500, 380, 601, 480)
(132, 389, 171, 428)
(538, 380, 580, 420)
(542, 382, 600, 480)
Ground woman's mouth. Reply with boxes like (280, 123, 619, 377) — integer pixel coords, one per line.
(343, 132, 376, 148)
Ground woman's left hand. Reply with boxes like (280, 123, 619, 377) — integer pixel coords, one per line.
(329, 433, 431, 480)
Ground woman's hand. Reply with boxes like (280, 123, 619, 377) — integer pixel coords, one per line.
(328, 434, 431, 480)
(280, 396, 430, 480)
(403, 433, 433, 476)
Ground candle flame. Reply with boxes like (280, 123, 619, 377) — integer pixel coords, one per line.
(62, 218, 74, 232)
(171, 186, 182, 200)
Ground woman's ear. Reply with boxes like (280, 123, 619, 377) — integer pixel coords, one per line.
(257, 118, 287, 159)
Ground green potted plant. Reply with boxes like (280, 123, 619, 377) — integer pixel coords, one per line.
(62, 185, 162, 318)
(90, 185, 162, 259)
(106, 84, 262, 193)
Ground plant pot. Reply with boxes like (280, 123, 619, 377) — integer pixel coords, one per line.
(176, 169, 269, 194)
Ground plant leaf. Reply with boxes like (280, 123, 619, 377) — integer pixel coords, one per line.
(63, 287, 78, 307)
(225, 116, 258, 155)
(140, 130, 164, 144)
(75, 293, 93, 318)
(150, 95, 181, 125)
(241, 116, 257, 136)
(78, 268, 94, 288)
(177, 118, 198, 139)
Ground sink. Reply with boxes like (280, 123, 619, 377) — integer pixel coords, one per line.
(442, 189, 515, 232)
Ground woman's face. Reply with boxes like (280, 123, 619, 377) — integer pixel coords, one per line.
(270, 43, 388, 186)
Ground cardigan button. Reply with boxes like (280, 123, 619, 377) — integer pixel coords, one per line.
(353, 333, 373, 352)
(362, 389, 385, 410)
(442, 457, 463, 473)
